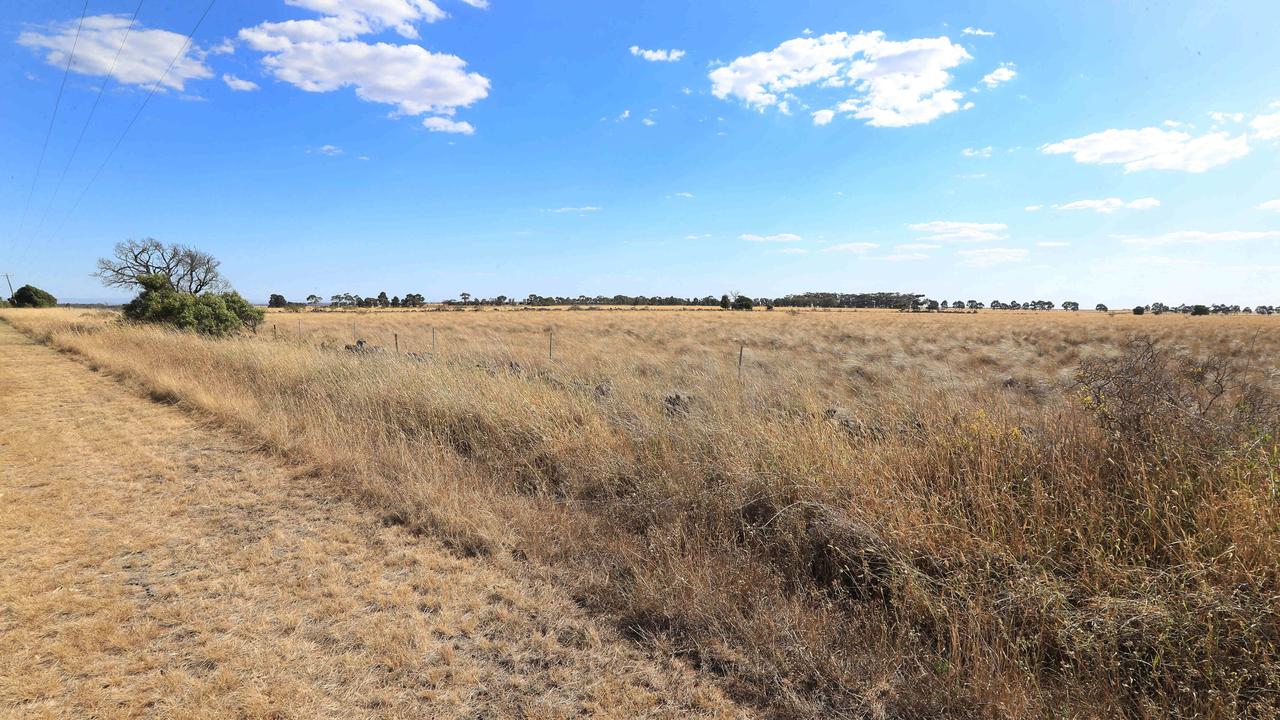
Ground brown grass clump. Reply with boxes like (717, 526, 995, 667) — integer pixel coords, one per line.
(5, 306, 1278, 718)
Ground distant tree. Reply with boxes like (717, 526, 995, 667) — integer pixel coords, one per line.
(391, 295, 401, 308)
(940, 300, 949, 309)
(720, 294, 731, 309)
(732, 294, 754, 311)
(377, 291, 390, 308)
(123, 273, 262, 336)
(1095, 303, 1108, 312)
(1062, 301, 1080, 311)
(306, 294, 322, 306)
(268, 294, 288, 308)
(1190, 305, 1210, 316)
(9, 284, 57, 308)
(952, 299, 964, 309)
(459, 292, 472, 305)
(925, 299, 940, 312)
(1133, 306, 1146, 316)
(95, 239, 224, 294)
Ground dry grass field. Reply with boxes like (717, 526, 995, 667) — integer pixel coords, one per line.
(4, 306, 1278, 718)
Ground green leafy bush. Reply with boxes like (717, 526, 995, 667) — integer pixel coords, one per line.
(9, 284, 57, 308)
(123, 273, 263, 337)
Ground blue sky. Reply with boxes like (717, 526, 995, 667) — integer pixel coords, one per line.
(3, 0, 1279, 305)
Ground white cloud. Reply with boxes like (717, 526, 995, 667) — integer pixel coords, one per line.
(547, 206, 602, 214)
(317, 144, 343, 155)
(962, 145, 992, 158)
(824, 242, 879, 253)
(1024, 204, 1043, 212)
(1114, 230, 1280, 247)
(222, 73, 259, 91)
(1040, 126, 1250, 173)
(907, 220, 1008, 243)
(956, 248, 1028, 266)
(962, 27, 995, 37)
(980, 62, 1016, 88)
(1054, 197, 1160, 213)
(740, 233, 803, 242)
(641, 117, 656, 126)
(1259, 199, 1280, 212)
(1252, 111, 1280, 140)
(1209, 111, 1245, 125)
(618, 109, 631, 121)
(422, 115, 474, 134)
(709, 31, 973, 128)
(670, 192, 695, 198)
(812, 109, 835, 126)
(1036, 241, 1071, 247)
(240, 2, 489, 130)
(19, 14, 213, 91)
(685, 233, 711, 240)
(630, 45, 686, 62)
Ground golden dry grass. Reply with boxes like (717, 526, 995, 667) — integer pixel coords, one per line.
(0, 319, 743, 719)
(4, 306, 1278, 718)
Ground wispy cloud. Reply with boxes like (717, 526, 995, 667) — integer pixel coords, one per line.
(908, 221, 1008, 243)
(740, 233, 802, 242)
(547, 206, 602, 214)
(956, 247, 1028, 266)
(824, 242, 879, 253)
(1054, 197, 1160, 213)
(1259, 199, 1280, 212)
(962, 146, 993, 158)
(630, 45, 686, 62)
(1114, 230, 1280, 246)
(962, 27, 995, 37)
(1041, 125, 1250, 173)
(222, 73, 259, 91)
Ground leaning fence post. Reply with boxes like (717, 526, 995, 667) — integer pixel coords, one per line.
(738, 344, 744, 381)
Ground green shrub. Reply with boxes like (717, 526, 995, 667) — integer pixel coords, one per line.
(1191, 304, 1211, 316)
(9, 284, 57, 308)
(123, 273, 263, 337)
(1132, 306, 1146, 316)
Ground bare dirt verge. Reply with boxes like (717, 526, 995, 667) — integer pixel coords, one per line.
(0, 321, 744, 720)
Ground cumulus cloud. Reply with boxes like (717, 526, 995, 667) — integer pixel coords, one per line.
(956, 248, 1027, 266)
(1114, 230, 1280, 247)
(740, 233, 803, 242)
(908, 220, 1008, 243)
(824, 242, 879, 253)
(962, 27, 995, 37)
(422, 115, 474, 134)
(239, 0, 489, 130)
(812, 109, 835, 126)
(222, 73, 259, 91)
(19, 14, 213, 91)
(980, 62, 1016, 88)
(1054, 197, 1160, 213)
(709, 31, 973, 128)
(630, 45, 685, 62)
(1252, 111, 1280, 139)
(1259, 199, 1280, 212)
(1040, 126, 1250, 172)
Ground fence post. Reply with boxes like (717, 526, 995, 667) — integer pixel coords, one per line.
(432, 326, 437, 355)
(549, 331, 554, 361)
(738, 344, 744, 381)
(394, 333, 399, 355)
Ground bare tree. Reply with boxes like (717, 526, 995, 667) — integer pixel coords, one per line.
(95, 239, 225, 294)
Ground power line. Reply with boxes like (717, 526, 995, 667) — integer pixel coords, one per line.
(31, 0, 146, 240)
(41, 0, 218, 251)
(11, 0, 91, 257)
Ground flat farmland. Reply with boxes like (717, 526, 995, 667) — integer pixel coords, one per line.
(4, 306, 1278, 718)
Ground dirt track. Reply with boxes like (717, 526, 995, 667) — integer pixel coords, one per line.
(0, 321, 743, 719)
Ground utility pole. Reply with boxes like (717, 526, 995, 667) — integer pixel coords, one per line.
(2, 273, 14, 298)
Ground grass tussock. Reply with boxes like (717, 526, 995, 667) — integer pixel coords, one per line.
(5, 307, 1278, 718)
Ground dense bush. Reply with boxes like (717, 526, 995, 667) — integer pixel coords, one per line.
(123, 273, 263, 336)
(1133, 305, 1146, 315)
(9, 284, 57, 308)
